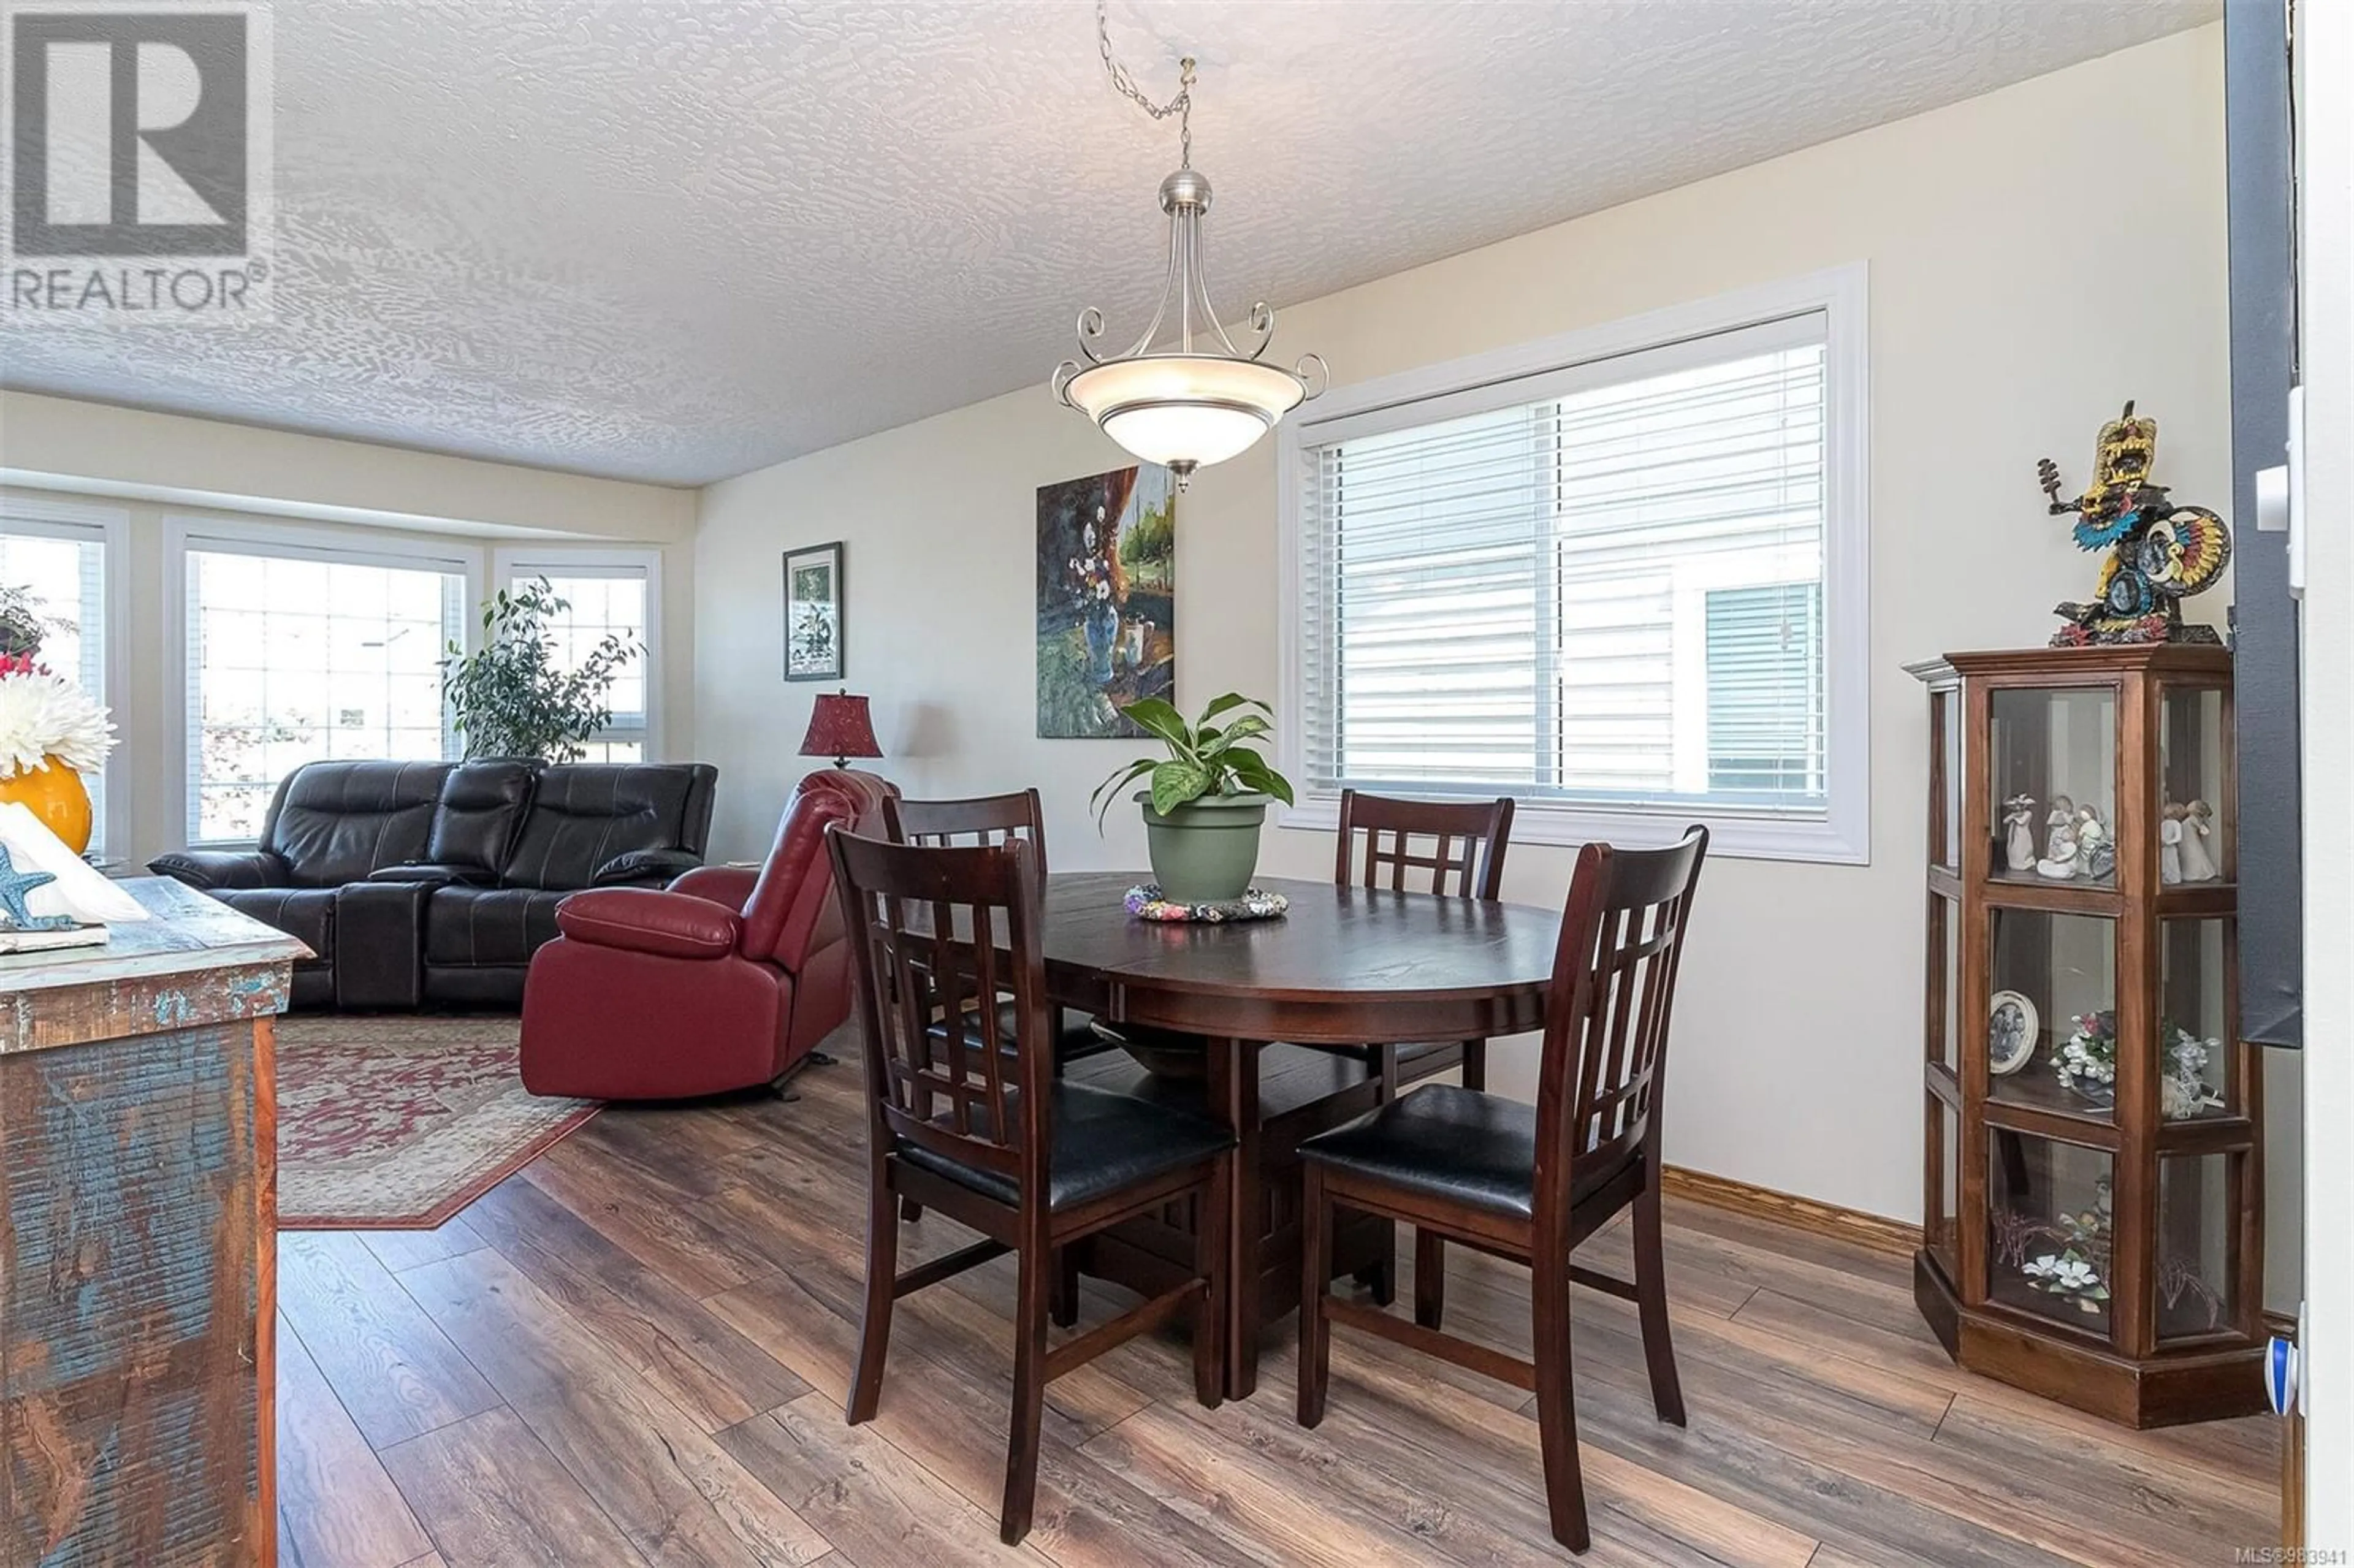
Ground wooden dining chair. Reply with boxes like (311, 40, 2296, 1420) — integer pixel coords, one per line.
(1297, 824, 1709, 1555)
(1332, 788, 1517, 1093)
(827, 826, 1233, 1545)
(882, 791, 1118, 1240)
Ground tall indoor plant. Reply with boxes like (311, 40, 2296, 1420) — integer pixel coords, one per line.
(1093, 693, 1294, 903)
(440, 577, 642, 761)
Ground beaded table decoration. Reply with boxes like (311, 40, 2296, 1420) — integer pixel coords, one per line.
(1123, 884, 1290, 923)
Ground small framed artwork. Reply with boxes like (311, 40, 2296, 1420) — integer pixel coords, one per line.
(783, 541, 845, 682)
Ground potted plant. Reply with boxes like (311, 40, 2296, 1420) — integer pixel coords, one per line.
(1092, 693, 1294, 903)
(440, 577, 642, 761)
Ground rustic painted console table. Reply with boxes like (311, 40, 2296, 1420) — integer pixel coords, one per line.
(1, 877, 305, 1567)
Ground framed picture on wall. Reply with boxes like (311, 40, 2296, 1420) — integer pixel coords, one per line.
(783, 541, 845, 682)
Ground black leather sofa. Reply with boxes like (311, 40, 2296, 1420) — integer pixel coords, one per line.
(150, 758, 718, 1010)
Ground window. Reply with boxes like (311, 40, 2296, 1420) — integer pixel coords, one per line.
(496, 549, 659, 762)
(180, 528, 469, 843)
(1283, 268, 1867, 862)
(0, 505, 119, 851)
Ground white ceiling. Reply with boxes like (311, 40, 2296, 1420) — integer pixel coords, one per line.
(1, 0, 2216, 487)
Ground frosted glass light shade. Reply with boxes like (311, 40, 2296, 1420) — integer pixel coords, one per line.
(1062, 355, 1306, 472)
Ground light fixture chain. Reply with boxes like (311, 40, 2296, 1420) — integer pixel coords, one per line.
(1095, 0, 1195, 167)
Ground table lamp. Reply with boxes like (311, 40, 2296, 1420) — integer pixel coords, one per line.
(799, 690, 882, 769)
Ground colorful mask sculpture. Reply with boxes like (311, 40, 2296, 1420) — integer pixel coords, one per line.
(2038, 402, 2231, 646)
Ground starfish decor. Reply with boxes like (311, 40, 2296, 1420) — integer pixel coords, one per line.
(0, 844, 72, 931)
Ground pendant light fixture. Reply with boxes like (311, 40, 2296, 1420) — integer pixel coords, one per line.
(1052, 2, 1325, 489)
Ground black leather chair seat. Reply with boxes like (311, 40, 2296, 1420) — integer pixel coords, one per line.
(927, 1002, 1121, 1065)
(897, 1081, 1233, 1212)
(424, 886, 568, 968)
(1300, 1083, 1631, 1222)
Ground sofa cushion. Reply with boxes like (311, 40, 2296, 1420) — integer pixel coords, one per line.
(266, 761, 453, 887)
(500, 764, 713, 891)
(425, 886, 570, 968)
(425, 759, 537, 875)
(215, 886, 336, 971)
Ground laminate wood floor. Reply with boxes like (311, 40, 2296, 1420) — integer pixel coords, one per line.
(276, 1035, 2281, 1568)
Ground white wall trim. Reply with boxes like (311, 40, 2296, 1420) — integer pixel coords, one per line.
(0, 493, 132, 856)
(492, 544, 665, 758)
(1275, 262, 1872, 865)
(162, 514, 487, 848)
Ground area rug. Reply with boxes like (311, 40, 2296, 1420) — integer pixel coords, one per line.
(274, 1015, 599, 1230)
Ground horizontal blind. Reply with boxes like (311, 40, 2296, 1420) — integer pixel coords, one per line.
(1298, 313, 1829, 815)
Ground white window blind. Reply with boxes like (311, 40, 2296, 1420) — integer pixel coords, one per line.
(184, 536, 467, 842)
(1297, 311, 1843, 832)
(0, 520, 110, 851)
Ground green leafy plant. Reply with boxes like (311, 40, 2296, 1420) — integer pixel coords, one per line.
(1092, 693, 1296, 827)
(0, 585, 58, 658)
(440, 577, 641, 762)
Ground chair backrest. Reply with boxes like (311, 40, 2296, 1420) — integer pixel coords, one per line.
(1333, 788, 1515, 899)
(1534, 826, 1710, 1217)
(883, 790, 1048, 870)
(741, 768, 897, 969)
(264, 760, 454, 886)
(828, 828, 1054, 1201)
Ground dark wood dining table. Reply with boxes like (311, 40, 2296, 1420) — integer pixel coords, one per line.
(1033, 871, 1563, 1398)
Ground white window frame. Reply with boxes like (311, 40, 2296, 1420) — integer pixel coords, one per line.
(492, 546, 663, 760)
(165, 516, 485, 847)
(1276, 263, 1871, 864)
(0, 495, 130, 856)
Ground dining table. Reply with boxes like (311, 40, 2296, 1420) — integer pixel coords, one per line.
(1032, 870, 1563, 1398)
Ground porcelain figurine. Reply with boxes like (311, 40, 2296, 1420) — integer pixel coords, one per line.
(2003, 794, 2039, 872)
(2074, 804, 2114, 881)
(2177, 799, 2220, 881)
(2038, 795, 2081, 880)
(2160, 806, 2185, 885)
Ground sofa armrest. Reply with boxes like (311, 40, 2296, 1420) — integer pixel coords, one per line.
(669, 864, 757, 907)
(554, 889, 742, 961)
(366, 862, 496, 886)
(148, 847, 288, 890)
(592, 848, 706, 888)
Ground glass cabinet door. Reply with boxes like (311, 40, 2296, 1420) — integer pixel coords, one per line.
(1987, 1133, 2114, 1338)
(1987, 908, 2117, 1121)
(1990, 687, 2117, 888)
(1927, 1095, 1960, 1278)
(2158, 683, 2229, 886)
(2157, 918, 2233, 1120)
(1933, 687, 1961, 872)
(2156, 1153, 2239, 1342)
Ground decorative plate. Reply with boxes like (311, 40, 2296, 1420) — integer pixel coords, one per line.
(1989, 989, 2039, 1076)
(1123, 885, 1290, 923)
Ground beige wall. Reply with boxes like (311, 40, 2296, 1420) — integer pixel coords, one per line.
(695, 26, 2235, 1225)
(0, 396, 699, 864)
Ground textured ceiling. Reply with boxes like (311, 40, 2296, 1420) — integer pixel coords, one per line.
(1, 0, 2217, 487)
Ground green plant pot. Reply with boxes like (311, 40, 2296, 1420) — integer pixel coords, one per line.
(1137, 790, 1269, 904)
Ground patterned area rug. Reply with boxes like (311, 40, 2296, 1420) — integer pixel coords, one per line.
(275, 1015, 598, 1230)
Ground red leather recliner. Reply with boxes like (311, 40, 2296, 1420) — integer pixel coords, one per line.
(519, 769, 897, 1100)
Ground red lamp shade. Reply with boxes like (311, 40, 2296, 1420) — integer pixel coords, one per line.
(799, 690, 882, 768)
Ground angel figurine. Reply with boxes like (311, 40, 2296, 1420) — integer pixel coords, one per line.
(2074, 804, 2114, 882)
(2177, 799, 2220, 881)
(2003, 795, 2039, 873)
(2160, 805, 2185, 885)
(2038, 796, 2081, 880)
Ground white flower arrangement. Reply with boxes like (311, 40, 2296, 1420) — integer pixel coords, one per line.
(2022, 1249, 2109, 1312)
(0, 665, 115, 778)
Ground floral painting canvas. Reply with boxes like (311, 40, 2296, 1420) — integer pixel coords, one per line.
(783, 541, 844, 682)
(1037, 464, 1175, 738)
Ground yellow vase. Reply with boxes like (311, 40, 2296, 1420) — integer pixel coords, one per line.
(0, 757, 93, 854)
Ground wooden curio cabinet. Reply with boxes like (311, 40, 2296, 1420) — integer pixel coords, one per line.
(1907, 645, 2263, 1426)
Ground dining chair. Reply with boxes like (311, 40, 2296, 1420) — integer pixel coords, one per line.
(882, 791, 1119, 1247)
(1296, 824, 1709, 1555)
(1332, 788, 1517, 1093)
(827, 826, 1233, 1545)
